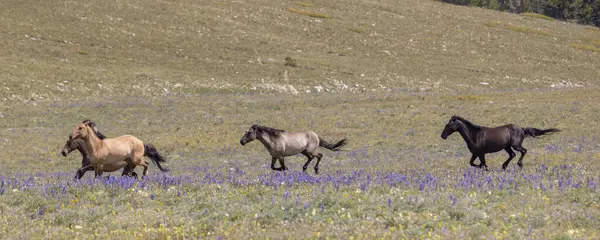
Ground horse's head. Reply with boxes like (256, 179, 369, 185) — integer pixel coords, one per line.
(441, 116, 460, 139)
(61, 137, 79, 157)
(240, 124, 258, 146)
(70, 123, 90, 141)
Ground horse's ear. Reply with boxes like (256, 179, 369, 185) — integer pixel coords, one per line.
(251, 124, 258, 129)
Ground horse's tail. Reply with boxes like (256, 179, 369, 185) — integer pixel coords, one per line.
(318, 137, 347, 151)
(143, 144, 169, 172)
(523, 127, 561, 138)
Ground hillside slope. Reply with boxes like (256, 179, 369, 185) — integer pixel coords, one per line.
(0, 0, 598, 103)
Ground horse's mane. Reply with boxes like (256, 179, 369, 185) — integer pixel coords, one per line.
(83, 124, 102, 140)
(453, 115, 482, 130)
(255, 125, 285, 137)
(81, 120, 107, 140)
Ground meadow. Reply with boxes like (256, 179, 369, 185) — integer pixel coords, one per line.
(1, 0, 600, 239)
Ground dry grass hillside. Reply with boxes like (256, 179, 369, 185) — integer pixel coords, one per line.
(0, 0, 598, 104)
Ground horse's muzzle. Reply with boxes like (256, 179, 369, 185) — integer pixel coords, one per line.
(440, 134, 447, 140)
(240, 140, 246, 146)
(61, 149, 68, 157)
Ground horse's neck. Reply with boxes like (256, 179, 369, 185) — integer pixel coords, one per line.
(82, 129, 104, 159)
(74, 140, 88, 157)
(456, 121, 478, 147)
(256, 132, 277, 152)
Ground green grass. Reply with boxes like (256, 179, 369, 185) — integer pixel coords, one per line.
(2, 89, 600, 239)
(570, 43, 600, 53)
(484, 21, 551, 37)
(505, 25, 551, 36)
(347, 26, 365, 34)
(522, 12, 555, 21)
(294, 2, 315, 8)
(287, 7, 332, 19)
(1, 0, 600, 238)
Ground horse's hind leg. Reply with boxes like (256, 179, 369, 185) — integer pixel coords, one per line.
(140, 160, 149, 178)
(132, 155, 149, 178)
(301, 151, 314, 173)
(121, 163, 137, 178)
(502, 147, 517, 170)
(314, 153, 323, 174)
(512, 145, 528, 168)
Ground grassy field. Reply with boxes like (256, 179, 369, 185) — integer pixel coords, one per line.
(1, 0, 600, 239)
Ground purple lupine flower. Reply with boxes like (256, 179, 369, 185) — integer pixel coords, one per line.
(38, 206, 46, 216)
(449, 195, 457, 207)
(283, 191, 290, 200)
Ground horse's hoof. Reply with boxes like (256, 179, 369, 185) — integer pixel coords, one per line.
(314, 168, 319, 175)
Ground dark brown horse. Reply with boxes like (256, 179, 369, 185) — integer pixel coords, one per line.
(441, 116, 560, 170)
(240, 124, 347, 174)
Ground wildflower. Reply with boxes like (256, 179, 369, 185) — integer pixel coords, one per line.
(38, 206, 46, 216)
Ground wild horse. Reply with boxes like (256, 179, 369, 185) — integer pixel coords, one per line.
(61, 120, 138, 179)
(441, 116, 560, 170)
(240, 124, 347, 174)
(68, 122, 169, 178)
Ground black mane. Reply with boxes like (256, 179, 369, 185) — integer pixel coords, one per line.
(453, 115, 482, 130)
(255, 125, 285, 137)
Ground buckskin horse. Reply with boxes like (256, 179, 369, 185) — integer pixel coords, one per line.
(68, 122, 169, 178)
(61, 120, 138, 179)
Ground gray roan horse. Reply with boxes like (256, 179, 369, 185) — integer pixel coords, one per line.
(441, 116, 560, 171)
(240, 124, 347, 174)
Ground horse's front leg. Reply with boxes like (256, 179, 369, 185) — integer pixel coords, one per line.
(270, 157, 283, 171)
(468, 154, 478, 167)
(478, 154, 489, 171)
(278, 158, 288, 171)
(94, 164, 104, 178)
(75, 164, 94, 180)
